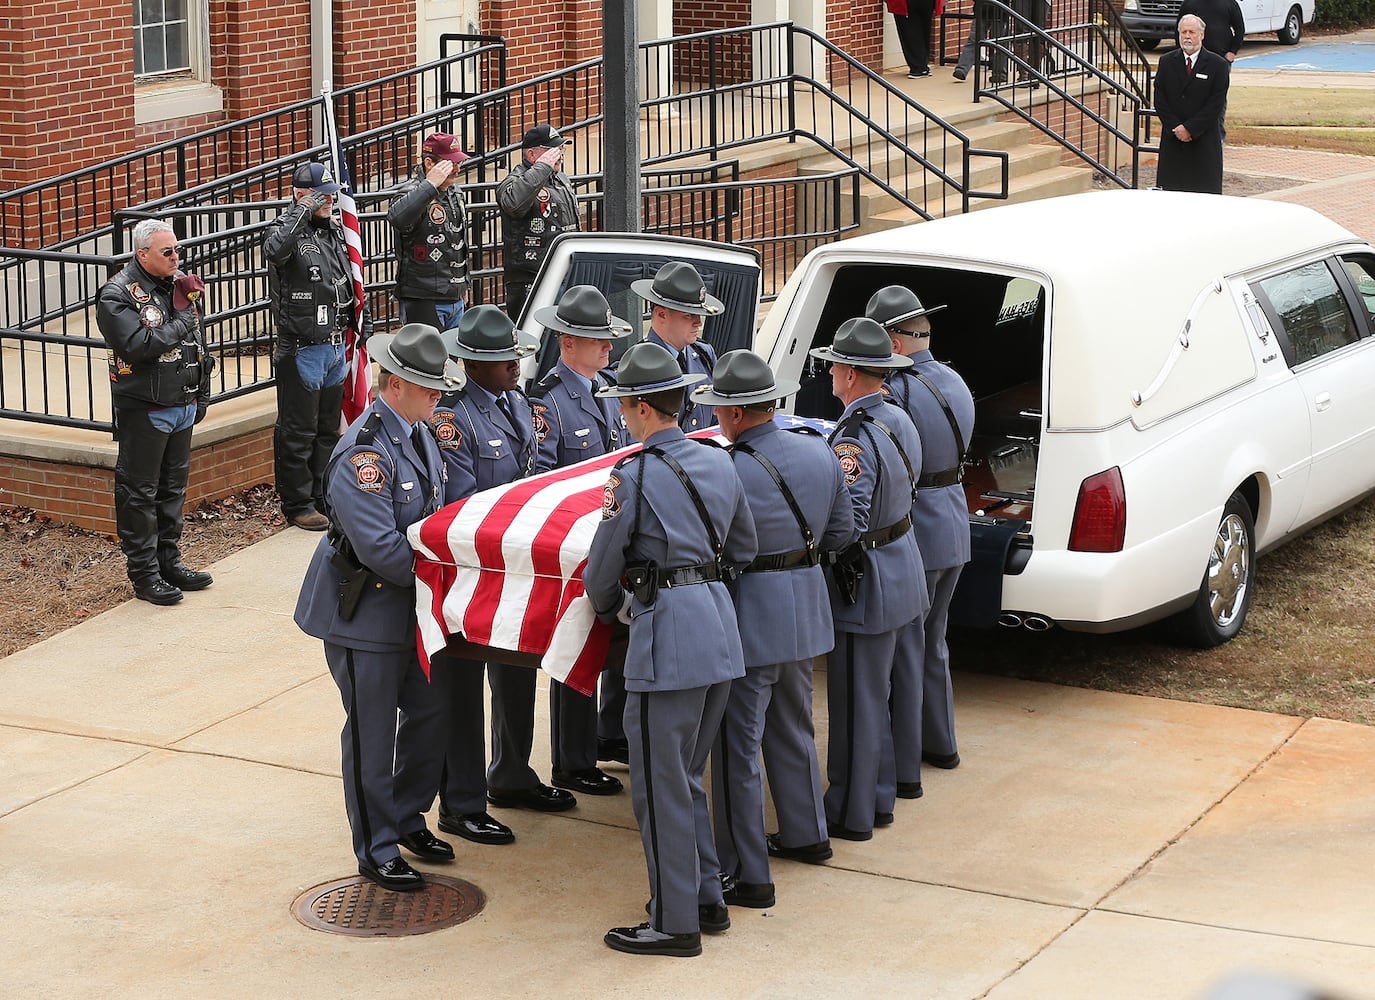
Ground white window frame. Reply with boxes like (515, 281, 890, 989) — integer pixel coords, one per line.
(133, 0, 223, 126)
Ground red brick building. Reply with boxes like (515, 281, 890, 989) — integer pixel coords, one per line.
(0, 1, 891, 196)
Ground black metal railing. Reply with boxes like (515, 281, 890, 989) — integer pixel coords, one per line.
(953, 0, 1155, 187)
(639, 22, 1008, 219)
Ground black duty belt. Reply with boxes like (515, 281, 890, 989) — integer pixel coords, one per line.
(859, 514, 912, 550)
(745, 549, 818, 573)
(661, 562, 722, 588)
(917, 467, 963, 489)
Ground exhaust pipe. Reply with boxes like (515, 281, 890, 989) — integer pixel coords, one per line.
(1023, 615, 1053, 632)
(998, 612, 1023, 628)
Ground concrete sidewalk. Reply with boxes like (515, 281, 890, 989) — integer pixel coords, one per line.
(2, 528, 1373, 998)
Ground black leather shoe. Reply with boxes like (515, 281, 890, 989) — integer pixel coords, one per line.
(437, 809, 515, 845)
(397, 828, 454, 862)
(827, 822, 873, 842)
(952, 65, 969, 81)
(160, 562, 213, 591)
(488, 783, 577, 812)
(643, 900, 731, 934)
(134, 576, 183, 606)
(897, 781, 924, 799)
(552, 767, 623, 796)
(604, 922, 701, 957)
(923, 750, 960, 769)
(765, 833, 833, 864)
(721, 874, 775, 909)
(874, 811, 895, 827)
(358, 856, 424, 891)
(597, 737, 630, 764)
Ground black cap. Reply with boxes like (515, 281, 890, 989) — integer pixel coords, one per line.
(292, 162, 342, 194)
(521, 124, 570, 150)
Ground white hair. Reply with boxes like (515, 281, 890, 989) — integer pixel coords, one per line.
(132, 218, 174, 251)
(1179, 13, 1206, 32)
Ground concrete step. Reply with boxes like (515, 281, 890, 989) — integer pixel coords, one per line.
(863, 163, 1093, 231)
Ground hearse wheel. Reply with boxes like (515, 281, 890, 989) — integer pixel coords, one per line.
(1172, 492, 1254, 648)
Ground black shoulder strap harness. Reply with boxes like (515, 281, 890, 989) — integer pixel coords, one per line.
(614, 441, 728, 587)
(830, 407, 918, 505)
(733, 440, 817, 572)
(907, 370, 969, 489)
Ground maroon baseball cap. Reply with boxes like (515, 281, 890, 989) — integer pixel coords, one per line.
(422, 133, 469, 164)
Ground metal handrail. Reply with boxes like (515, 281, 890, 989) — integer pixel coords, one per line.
(966, 0, 1155, 187)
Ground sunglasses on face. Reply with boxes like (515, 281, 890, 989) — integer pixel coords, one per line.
(142, 246, 180, 258)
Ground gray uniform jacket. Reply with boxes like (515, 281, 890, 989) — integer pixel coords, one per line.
(529, 361, 624, 473)
(294, 400, 444, 652)
(584, 427, 758, 692)
(643, 331, 718, 431)
(387, 173, 471, 302)
(429, 382, 536, 504)
(497, 159, 580, 284)
(731, 420, 856, 666)
(887, 351, 975, 570)
(828, 393, 927, 634)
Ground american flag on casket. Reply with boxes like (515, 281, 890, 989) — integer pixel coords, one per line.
(407, 415, 834, 696)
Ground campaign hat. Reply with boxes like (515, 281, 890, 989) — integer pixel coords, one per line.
(691, 349, 799, 407)
(808, 317, 914, 370)
(864, 285, 946, 327)
(631, 261, 725, 317)
(532, 285, 632, 340)
(371, 323, 464, 391)
(442, 304, 539, 362)
(595, 341, 706, 398)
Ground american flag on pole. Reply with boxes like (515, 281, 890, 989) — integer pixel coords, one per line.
(322, 85, 372, 425)
(406, 415, 833, 694)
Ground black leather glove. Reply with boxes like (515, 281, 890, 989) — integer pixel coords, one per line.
(194, 400, 208, 425)
(300, 191, 331, 214)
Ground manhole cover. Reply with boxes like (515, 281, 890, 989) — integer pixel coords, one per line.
(291, 873, 485, 937)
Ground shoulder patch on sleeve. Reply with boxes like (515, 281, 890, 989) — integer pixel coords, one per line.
(430, 410, 462, 450)
(834, 441, 864, 485)
(601, 472, 623, 519)
(350, 451, 385, 492)
(531, 401, 550, 443)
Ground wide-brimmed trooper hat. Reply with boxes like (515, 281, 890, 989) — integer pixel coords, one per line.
(532, 285, 632, 340)
(631, 262, 725, 317)
(371, 323, 464, 391)
(865, 285, 946, 327)
(808, 317, 914, 370)
(691, 349, 800, 407)
(442, 304, 539, 362)
(595, 341, 706, 398)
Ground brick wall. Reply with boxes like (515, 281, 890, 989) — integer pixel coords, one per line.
(0, 0, 138, 194)
(219, 0, 313, 120)
(829, 3, 886, 73)
(5, 426, 276, 535)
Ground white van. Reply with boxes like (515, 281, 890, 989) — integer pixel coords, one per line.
(518, 190, 1375, 646)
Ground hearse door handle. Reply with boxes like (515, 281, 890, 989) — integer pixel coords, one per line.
(1314, 392, 1332, 412)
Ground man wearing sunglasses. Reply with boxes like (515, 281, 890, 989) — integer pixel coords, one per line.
(96, 218, 214, 606)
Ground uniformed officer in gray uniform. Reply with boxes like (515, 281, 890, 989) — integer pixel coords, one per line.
(810, 318, 928, 842)
(530, 285, 633, 797)
(426, 305, 580, 830)
(631, 262, 724, 433)
(692, 350, 856, 906)
(868, 287, 976, 795)
(584, 342, 758, 958)
(294, 323, 462, 891)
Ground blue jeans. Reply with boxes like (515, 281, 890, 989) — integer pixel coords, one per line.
(399, 298, 465, 331)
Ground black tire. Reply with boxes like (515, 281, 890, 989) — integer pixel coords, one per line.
(1171, 492, 1255, 648)
(1277, 7, 1302, 45)
(1137, 38, 1161, 51)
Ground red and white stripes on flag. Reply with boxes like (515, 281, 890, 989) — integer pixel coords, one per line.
(407, 444, 646, 696)
(322, 89, 372, 426)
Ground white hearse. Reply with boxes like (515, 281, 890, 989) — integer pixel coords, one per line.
(518, 190, 1375, 646)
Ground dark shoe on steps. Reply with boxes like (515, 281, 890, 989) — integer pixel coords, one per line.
(827, 822, 873, 842)
(160, 562, 213, 591)
(953, 65, 969, 81)
(604, 922, 701, 957)
(923, 750, 961, 769)
(134, 576, 183, 606)
(721, 873, 775, 908)
(897, 781, 924, 799)
(765, 833, 833, 864)
(487, 783, 577, 812)
(397, 828, 454, 862)
(289, 510, 330, 531)
(437, 809, 515, 845)
(358, 856, 424, 891)
(552, 767, 623, 796)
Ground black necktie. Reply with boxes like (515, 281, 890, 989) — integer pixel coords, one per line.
(496, 393, 515, 427)
(677, 350, 690, 374)
(411, 422, 429, 458)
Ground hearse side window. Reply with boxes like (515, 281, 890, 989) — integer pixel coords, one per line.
(1338, 255, 1375, 332)
(1252, 260, 1361, 367)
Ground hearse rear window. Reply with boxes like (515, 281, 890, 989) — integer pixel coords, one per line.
(1253, 260, 1361, 366)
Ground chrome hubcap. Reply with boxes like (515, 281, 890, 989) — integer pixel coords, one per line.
(1208, 513, 1249, 627)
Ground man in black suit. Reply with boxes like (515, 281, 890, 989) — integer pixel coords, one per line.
(1154, 14, 1230, 195)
